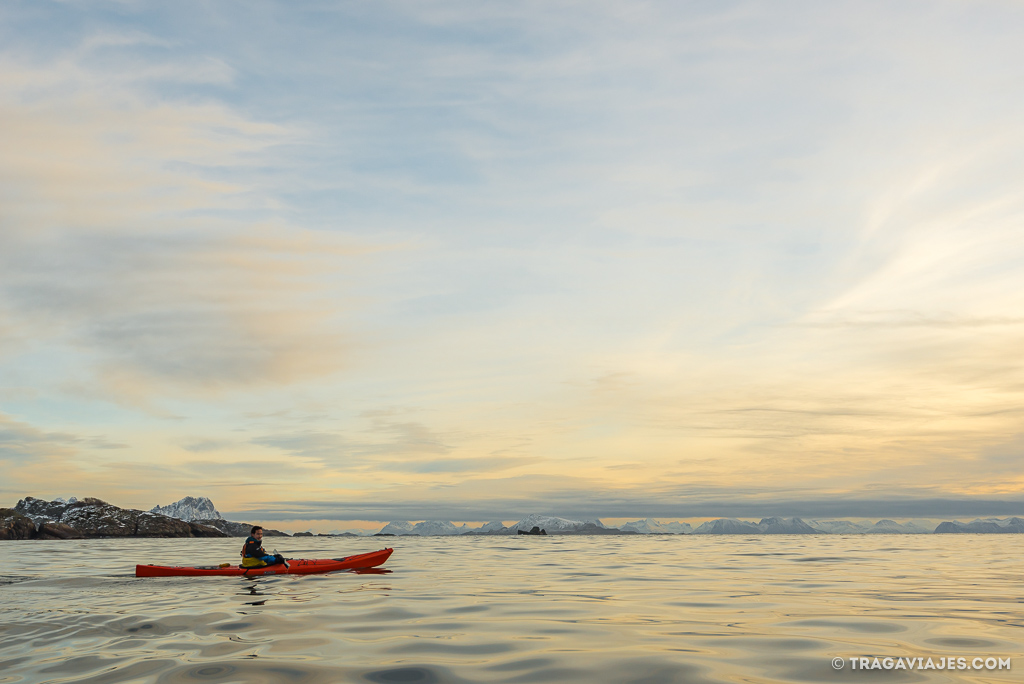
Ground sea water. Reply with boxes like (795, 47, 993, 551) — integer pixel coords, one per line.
(0, 534, 1019, 683)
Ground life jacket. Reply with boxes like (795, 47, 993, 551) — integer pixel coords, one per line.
(240, 535, 268, 567)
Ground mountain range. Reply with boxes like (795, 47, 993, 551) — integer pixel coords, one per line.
(374, 514, 1023, 536)
(4, 495, 1023, 539)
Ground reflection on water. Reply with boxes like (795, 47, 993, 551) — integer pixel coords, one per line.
(0, 535, 1019, 683)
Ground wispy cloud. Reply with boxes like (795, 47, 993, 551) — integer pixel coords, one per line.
(0, 51, 391, 406)
(2, 1, 1024, 514)
(0, 413, 128, 462)
(253, 415, 456, 468)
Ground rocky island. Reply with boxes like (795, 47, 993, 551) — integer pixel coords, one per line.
(0, 496, 290, 540)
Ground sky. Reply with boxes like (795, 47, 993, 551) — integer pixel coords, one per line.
(2, 0, 1023, 531)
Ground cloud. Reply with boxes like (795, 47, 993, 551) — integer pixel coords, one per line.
(0, 414, 81, 463)
(181, 439, 232, 453)
(384, 456, 538, 474)
(0, 50, 391, 405)
(2, 226, 367, 402)
(229, 482, 1024, 523)
(0, 412, 126, 464)
(253, 416, 455, 467)
(3, 3, 1024, 511)
(794, 311, 1024, 330)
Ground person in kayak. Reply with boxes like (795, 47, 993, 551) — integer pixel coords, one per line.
(241, 526, 289, 568)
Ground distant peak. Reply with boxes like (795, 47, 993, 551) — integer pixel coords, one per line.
(150, 496, 222, 522)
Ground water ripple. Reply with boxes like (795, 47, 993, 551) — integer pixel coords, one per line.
(0, 536, 1020, 683)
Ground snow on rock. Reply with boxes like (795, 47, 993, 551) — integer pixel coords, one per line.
(757, 517, 822, 534)
(806, 519, 871, 534)
(865, 519, 931, 534)
(377, 520, 470, 536)
(14, 496, 227, 538)
(692, 518, 761, 534)
(411, 520, 469, 536)
(507, 515, 605, 533)
(150, 496, 222, 522)
(14, 496, 72, 523)
(619, 519, 692, 534)
(935, 517, 1024, 534)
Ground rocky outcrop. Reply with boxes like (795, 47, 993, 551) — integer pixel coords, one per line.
(37, 522, 85, 540)
(0, 509, 37, 540)
(12, 497, 228, 539)
(194, 519, 289, 537)
(14, 497, 73, 523)
(518, 526, 547, 535)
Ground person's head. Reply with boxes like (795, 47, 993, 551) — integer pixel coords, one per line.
(250, 525, 264, 540)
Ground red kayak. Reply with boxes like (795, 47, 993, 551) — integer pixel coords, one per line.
(136, 547, 393, 577)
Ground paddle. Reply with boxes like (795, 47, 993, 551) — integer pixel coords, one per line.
(271, 548, 290, 569)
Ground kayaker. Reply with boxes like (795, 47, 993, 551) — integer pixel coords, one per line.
(241, 526, 289, 569)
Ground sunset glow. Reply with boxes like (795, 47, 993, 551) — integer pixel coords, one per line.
(2, 1, 1023, 529)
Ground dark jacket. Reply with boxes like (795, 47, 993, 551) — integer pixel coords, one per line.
(243, 536, 266, 558)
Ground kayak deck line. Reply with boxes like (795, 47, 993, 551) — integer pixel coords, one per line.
(135, 547, 393, 577)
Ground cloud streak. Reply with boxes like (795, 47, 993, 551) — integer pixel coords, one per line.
(0, 50, 394, 405)
(2, 2, 1024, 515)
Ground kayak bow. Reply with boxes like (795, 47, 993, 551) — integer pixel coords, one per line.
(136, 547, 393, 577)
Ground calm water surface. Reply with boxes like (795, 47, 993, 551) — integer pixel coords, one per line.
(1, 535, 1020, 683)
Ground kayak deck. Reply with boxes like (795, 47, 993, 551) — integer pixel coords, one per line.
(136, 547, 393, 577)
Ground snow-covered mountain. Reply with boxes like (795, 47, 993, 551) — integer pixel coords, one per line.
(806, 519, 871, 534)
(150, 496, 222, 522)
(693, 518, 761, 534)
(757, 517, 821, 534)
(507, 515, 606, 533)
(370, 515, 963, 535)
(863, 519, 932, 534)
(376, 520, 470, 535)
(378, 521, 413, 535)
(410, 520, 469, 536)
(935, 517, 1024, 533)
(619, 519, 693, 534)
(967, 516, 1024, 528)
